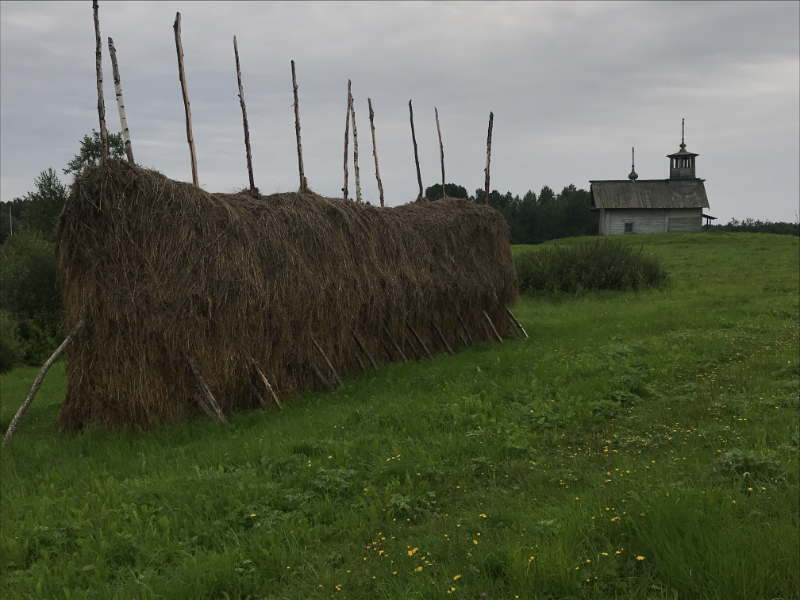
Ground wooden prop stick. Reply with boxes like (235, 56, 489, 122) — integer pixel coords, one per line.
(253, 362, 282, 409)
(505, 307, 528, 338)
(3, 319, 85, 446)
(406, 321, 433, 359)
(186, 357, 227, 422)
(429, 318, 454, 355)
(457, 314, 474, 345)
(354, 349, 366, 371)
(368, 98, 385, 207)
(174, 13, 199, 187)
(409, 100, 423, 200)
(310, 362, 333, 391)
(483, 310, 503, 343)
(350, 93, 362, 203)
(291, 60, 308, 192)
(435, 107, 445, 197)
(249, 382, 269, 410)
(380, 339, 394, 361)
(352, 329, 378, 369)
(93, 1, 108, 160)
(233, 36, 256, 195)
(343, 81, 351, 200)
(383, 324, 407, 362)
(108, 37, 134, 164)
(484, 111, 493, 204)
(310, 336, 343, 388)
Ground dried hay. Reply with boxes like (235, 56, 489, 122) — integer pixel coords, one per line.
(56, 159, 518, 431)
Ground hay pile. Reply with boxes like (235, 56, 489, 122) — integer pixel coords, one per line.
(56, 159, 518, 431)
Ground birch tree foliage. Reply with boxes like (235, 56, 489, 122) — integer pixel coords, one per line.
(63, 129, 125, 177)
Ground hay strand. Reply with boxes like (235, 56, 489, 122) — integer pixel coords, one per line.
(173, 13, 198, 187)
(3, 319, 84, 446)
(93, 1, 108, 160)
(368, 98, 385, 207)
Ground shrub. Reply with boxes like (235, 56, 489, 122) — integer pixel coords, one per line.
(515, 241, 668, 295)
(0, 310, 23, 372)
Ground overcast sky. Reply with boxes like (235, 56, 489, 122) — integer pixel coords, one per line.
(2, 1, 798, 222)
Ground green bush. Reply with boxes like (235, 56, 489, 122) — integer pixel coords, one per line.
(0, 310, 24, 372)
(515, 240, 668, 295)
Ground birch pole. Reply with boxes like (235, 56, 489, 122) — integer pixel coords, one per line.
(368, 98, 384, 207)
(409, 100, 423, 200)
(350, 94, 362, 203)
(435, 107, 445, 197)
(92, 1, 108, 160)
(233, 36, 256, 194)
(173, 13, 199, 187)
(291, 60, 307, 193)
(484, 112, 494, 204)
(343, 81, 351, 200)
(108, 37, 134, 164)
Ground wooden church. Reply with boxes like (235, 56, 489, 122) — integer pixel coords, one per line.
(590, 121, 711, 235)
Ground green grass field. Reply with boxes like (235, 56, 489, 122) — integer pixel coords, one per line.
(1, 231, 798, 600)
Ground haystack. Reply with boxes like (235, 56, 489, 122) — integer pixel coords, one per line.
(55, 159, 518, 431)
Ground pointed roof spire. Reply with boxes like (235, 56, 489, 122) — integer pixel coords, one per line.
(628, 146, 638, 181)
(680, 117, 686, 151)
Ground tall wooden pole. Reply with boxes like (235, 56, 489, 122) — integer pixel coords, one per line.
(435, 107, 445, 198)
(234, 36, 256, 194)
(107, 37, 134, 164)
(484, 112, 493, 204)
(343, 81, 351, 200)
(368, 98, 384, 207)
(92, 1, 108, 160)
(351, 93, 362, 203)
(291, 60, 307, 193)
(409, 100, 423, 200)
(173, 13, 199, 187)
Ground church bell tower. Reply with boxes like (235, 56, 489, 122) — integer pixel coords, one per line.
(667, 119, 698, 180)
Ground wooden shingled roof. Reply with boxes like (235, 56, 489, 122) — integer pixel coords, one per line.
(589, 179, 709, 210)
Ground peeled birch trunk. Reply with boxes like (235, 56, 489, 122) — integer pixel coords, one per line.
(173, 13, 199, 187)
(368, 98, 385, 207)
(93, 1, 108, 160)
(351, 94, 362, 203)
(108, 37, 134, 164)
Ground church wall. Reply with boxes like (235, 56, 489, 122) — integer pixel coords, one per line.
(601, 208, 702, 235)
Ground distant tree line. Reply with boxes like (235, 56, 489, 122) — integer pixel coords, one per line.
(424, 182, 598, 245)
(709, 218, 799, 236)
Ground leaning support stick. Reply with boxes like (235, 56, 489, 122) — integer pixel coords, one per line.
(505, 307, 528, 338)
(483, 310, 503, 343)
(406, 321, 433, 359)
(457, 314, 474, 345)
(435, 107, 445, 197)
(3, 319, 85, 446)
(383, 324, 407, 362)
(93, 1, 108, 160)
(253, 362, 282, 409)
(343, 81, 351, 200)
(108, 37, 134, 164)
(429, 318, 454, 355)
(310, 362, 333, 390)
(352, 329, 378, 369)
(311, 336, 343, 388)
(186, 356, 227, 422)
(249, 382, 269, 409)
(351, 92, 362, 203)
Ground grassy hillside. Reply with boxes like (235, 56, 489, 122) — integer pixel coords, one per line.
(1, 232, 798, 600)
